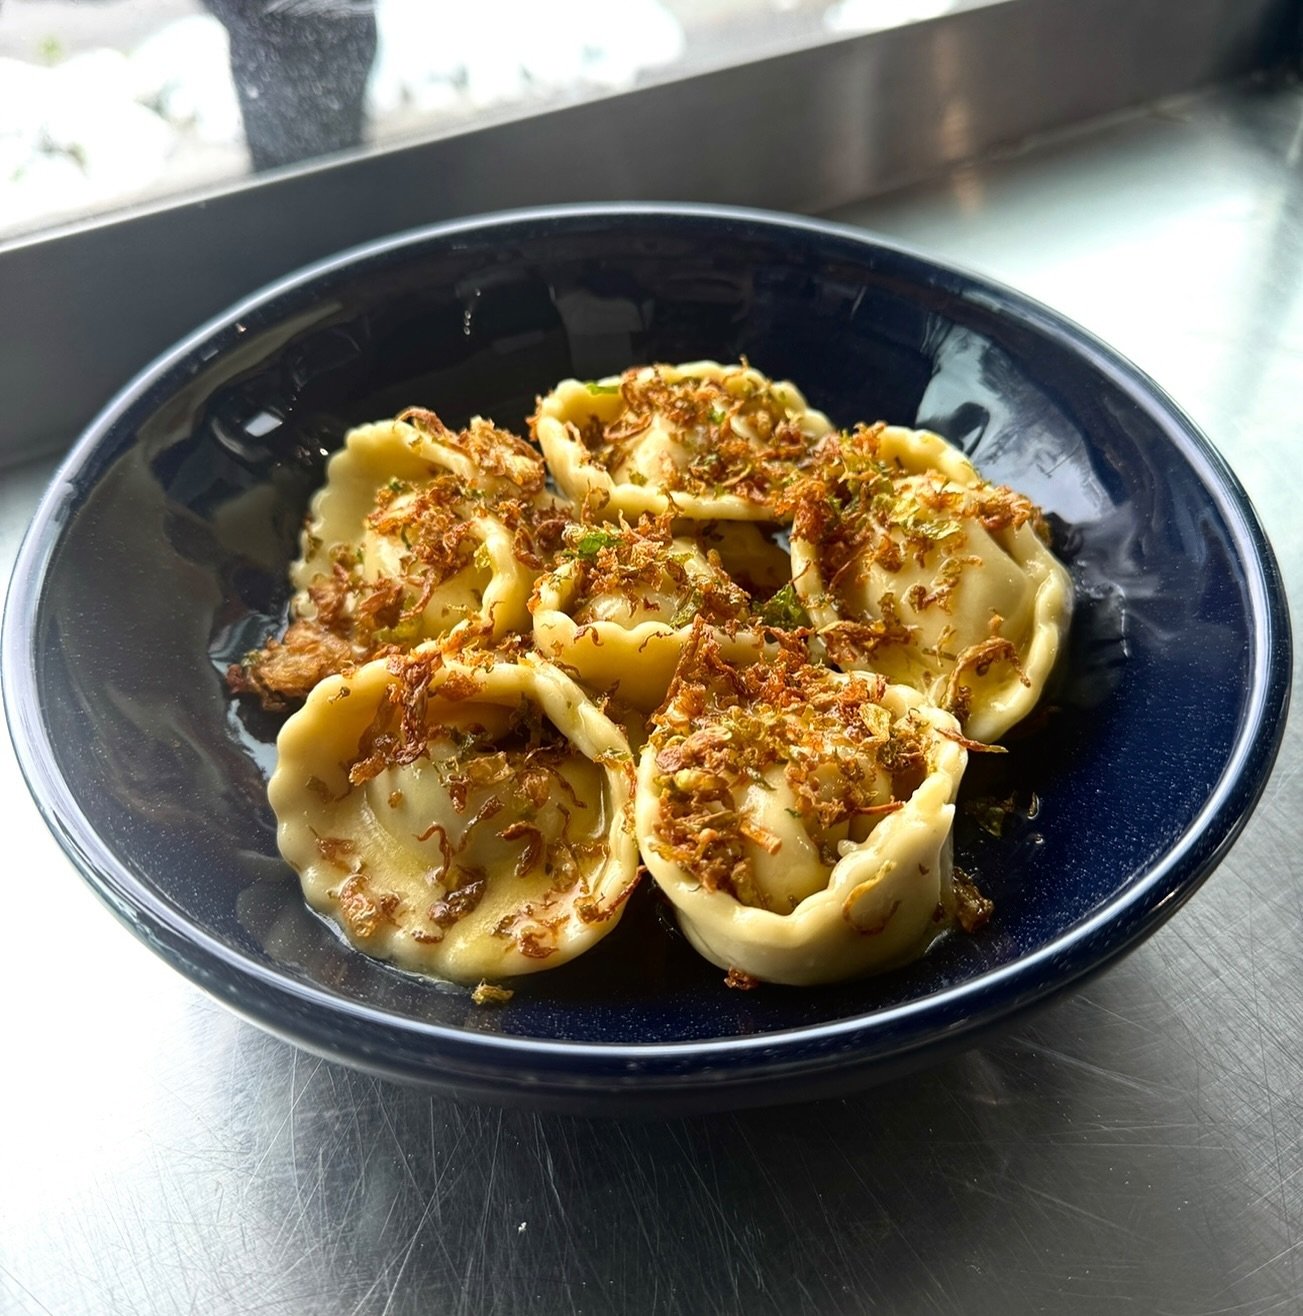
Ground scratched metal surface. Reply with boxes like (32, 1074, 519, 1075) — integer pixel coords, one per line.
(2, 82, 1301, 1316)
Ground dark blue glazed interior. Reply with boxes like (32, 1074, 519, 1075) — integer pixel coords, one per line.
(3, 206, 1290, 1106)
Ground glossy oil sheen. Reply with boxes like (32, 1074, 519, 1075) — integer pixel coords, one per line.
(2, 206, 1290, 1107)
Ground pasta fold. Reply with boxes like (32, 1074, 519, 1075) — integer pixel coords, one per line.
(270, 650, 641, 981)
(635, 628, 968, 985)
(532, 361, 832, 521)
(787, 423, 1072, 742)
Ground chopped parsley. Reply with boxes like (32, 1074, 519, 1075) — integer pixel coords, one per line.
(670, 588, 705, 628)
(567, 528, 624, 560)
(758, 582, 810, 630)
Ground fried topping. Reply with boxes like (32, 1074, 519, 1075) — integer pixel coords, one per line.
(228, 416, 565, 710)
(940, 613, 1031, 731)
(553, 363, 819, 504)
(256, 384, 1074, 992)
(398, 407, 546, 495)
(338, 654, 614, 957)
(951, 866, 994, 933)
(227, 618, 356, 711)
(332, 873, 401, 941)
(544, 513, 752, 629)
(646, 624, 935, 909)
(785, 423, 1047, 621)
(470, 981, 515, 1006)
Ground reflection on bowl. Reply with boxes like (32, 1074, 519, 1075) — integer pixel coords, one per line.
(1, 205, 1290, 1112)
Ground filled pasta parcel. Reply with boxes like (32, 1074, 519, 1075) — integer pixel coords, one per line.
(635, 624, 979, 986)
(229, 410, 566, 708)
(785, 421, 1072, 744)
(531, 360, 833, 522)
(530, 513, 781, 711)
(270, 648, 641, 983)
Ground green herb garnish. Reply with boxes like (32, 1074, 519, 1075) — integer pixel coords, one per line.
(758, 582, 810, 630)
(568, 529, 623, 560)
(670, 588, 704, 628)
(373, 615, 424, 646)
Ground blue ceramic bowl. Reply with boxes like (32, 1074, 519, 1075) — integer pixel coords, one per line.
(2, 205, 1291, 1112)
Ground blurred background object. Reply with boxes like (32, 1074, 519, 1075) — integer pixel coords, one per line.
(202, 0, 377, 172)
(2, 0, 1290, 465)
(0, 0, 928, 238)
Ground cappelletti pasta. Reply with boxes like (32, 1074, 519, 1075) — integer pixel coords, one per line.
(228, 410, 564, 707)
(530, 514, 761, 711)
(270, 649, 640, 982)
(786, 423, 1073, 744)
(635, 627, 968, 986)
(531, 361, 833, 521)
(231, 362, 1074, 996)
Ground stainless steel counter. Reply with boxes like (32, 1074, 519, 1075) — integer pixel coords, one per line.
(2, 81, 1300, 1316)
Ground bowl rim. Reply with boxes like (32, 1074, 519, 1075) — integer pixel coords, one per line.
(2, 202, 1293, 1089)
